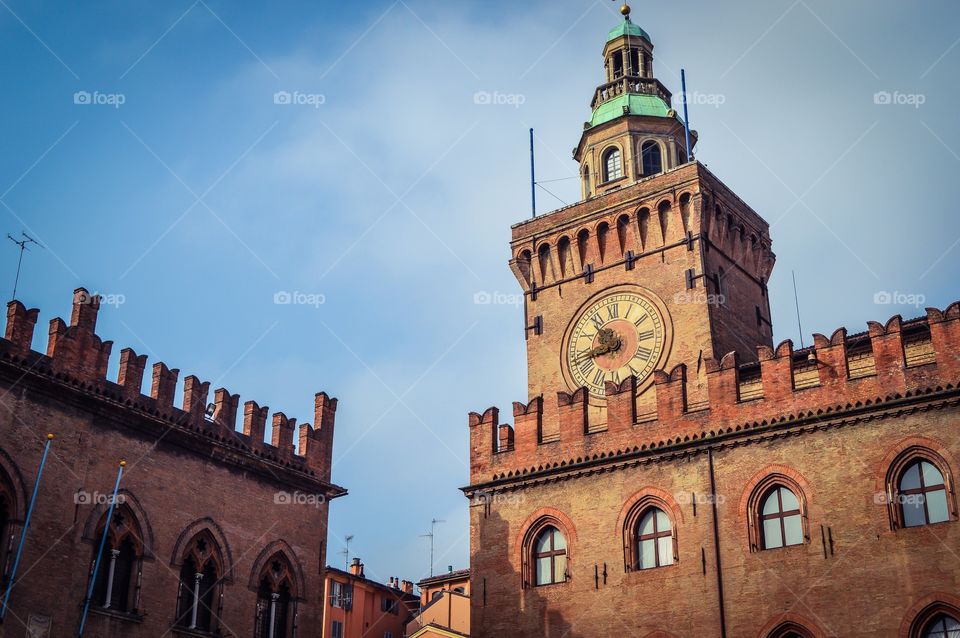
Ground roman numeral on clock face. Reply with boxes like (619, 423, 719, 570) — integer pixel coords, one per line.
(591, 314, 605, 330)
(593, 369, 605, 387)
(638, 330, 654, 341)
(579, 357, 595, 375)
(634, 313, 648, 327)
(636, 345, 653, 360)
(607, 304, 619, 320)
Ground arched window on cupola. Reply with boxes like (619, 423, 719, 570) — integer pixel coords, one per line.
(603, 147, 623, 182)
(641, 140, 662, 176)
(255, 554, 297, 638)
(175, 532, 224, 633)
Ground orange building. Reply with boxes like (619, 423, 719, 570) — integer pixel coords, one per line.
(406, 569, 470, 638)
(321, 559, 418, 638)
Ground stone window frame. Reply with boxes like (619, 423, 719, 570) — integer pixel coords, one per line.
(902, 596, 960, 638)
(638, 138, 665, 177)
(600, 144, 625, 184)
(741, 469, 811, 553)
(884, 446, 958, 531)
(619, 490, 681, 573)
(173, 529, 227, 634)
(253, 551, 298, 638)
(88, 503, 148, 616)
(756, 613, 827, 638)
(517, 508, 576, 589)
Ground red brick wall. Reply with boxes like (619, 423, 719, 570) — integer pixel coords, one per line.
(469, 397, 960, 637)
(0, 290, 343, 638)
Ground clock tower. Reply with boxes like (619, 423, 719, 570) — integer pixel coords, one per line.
(510, 4, 776, 433)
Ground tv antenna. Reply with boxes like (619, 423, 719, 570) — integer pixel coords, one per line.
(792, 270, 805, 349)
(340, 534, 354, 571)
(419, 518, 445, 577)
(7, 232, 42, 300)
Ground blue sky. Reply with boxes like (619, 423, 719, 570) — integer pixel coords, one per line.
(2, 0, 959, 587)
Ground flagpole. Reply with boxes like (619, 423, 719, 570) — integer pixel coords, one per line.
(0, 434, 54, 621)
(77, 460, 125, 637)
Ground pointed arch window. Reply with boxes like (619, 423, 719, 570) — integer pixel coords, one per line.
(533, 526, 567, 586)
(175, 532, 223, 633)
(635, 507, 674, 569)
(603, 147, 623, 182)
(641, 141, 662, 176)
(0, 476, 14, 586)
(89, 507, 143, 614)
(899, 459, 951, 527)
(924, 614, 960, 637)
(255, 555, 296, 638)
(760, 486, 804, 550)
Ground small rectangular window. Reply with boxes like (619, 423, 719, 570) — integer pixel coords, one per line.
(332, 620, 344, 638)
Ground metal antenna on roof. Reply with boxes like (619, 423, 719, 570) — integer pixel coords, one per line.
(341, 535, 354, 571)
(792, 270, 805, 350)
(419, 518, 446, 577)
(6, 232, 42, 301)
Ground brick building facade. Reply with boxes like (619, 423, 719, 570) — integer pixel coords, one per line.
(0, 288, 345, 637)
(463, 6, 960, 638)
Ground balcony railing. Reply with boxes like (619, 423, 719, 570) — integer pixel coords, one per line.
(591, 75, 673, 110)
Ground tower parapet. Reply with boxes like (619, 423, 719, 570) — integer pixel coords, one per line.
(468, 303, 960, 486)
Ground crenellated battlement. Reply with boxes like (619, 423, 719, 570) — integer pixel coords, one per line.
(508, 163, 775, 293)
(468, 302, 960, 486)
(1, 288, 341, 487)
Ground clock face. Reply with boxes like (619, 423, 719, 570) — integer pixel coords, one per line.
(566, 291, 666, 398)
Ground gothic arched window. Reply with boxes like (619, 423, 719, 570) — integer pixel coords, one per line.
(175, 533, 223, 632)
(899, 459, 951, 527)
(90, 507, 143, 614)
(760, 486, 804, 550)
(0, 475, 14, 586)
(641, 141, 662, 176)
(255, 554, 296, 638)
(603, 147, 623, 182)
(635, 507, 674, 569)
(533, 526, 567, 586)
(923, 615, 960, 638)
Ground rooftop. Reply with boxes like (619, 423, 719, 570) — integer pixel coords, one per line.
(607, 18, 650, 43)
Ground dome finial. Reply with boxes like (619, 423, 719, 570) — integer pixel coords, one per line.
(620, 3, 631, 18)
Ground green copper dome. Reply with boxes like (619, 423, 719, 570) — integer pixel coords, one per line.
(607, 19, 650, 43)
(589, 93, 681, 128)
